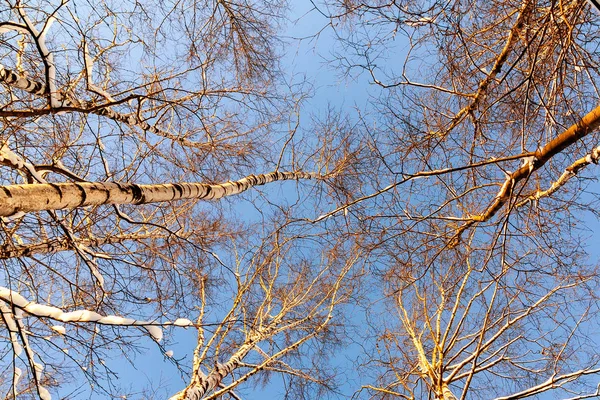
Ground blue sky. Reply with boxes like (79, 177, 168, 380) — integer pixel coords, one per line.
(41, 1, 600, 399)
(88, 2, 380, 399)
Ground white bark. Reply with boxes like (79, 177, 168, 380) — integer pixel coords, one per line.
(0, 232, 171, 259)
(0, 171, 316, 216)
(0, 63, 46, 96)
(169, 334, 261, 400)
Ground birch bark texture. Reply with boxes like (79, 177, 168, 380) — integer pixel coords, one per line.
(0, 171, 315, 216)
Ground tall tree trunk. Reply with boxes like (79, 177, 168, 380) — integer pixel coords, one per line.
(0, 171, 315, 217)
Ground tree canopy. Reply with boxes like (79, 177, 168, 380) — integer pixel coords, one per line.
(1, 0, 600, 399)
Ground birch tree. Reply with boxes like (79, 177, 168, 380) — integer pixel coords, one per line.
(304, 0, 600, 398)
(0, 0, 351, 398)
(5, 0, 600, 398)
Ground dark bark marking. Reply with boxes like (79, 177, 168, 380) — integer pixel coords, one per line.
(172, 184, 184, 199)
(130, 184, 145, 204)
(1, 186, 12, 198)
(74, 183, 87, 206)
(49, 183, 63, 201)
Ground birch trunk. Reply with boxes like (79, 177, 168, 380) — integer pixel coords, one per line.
(169, 332, 262, 400)
(0, 232, 174, 259)
(0, 171, 315, 217)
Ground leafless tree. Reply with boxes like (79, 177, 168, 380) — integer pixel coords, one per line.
(303, 0, 600, 398)
(0, 0, 356, 398)
(4, 0, 600, 398)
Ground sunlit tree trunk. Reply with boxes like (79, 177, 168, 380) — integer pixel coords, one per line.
(0, 171, 315, 217)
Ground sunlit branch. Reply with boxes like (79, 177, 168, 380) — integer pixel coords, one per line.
(433, 0, 533, 137)
(517, 145, 600, 207)
(493, 366, 600, 400)
(0, 64, 213, 148)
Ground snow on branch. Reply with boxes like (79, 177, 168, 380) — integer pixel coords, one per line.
(0, 142, 109, 287)
(0, 21, 29, 35)
(0, 301, 23, 357)
(15, 3, 62, 108)
(1, 16, 194, 148)
(0, 143, 46, 183)
(0, 63, 213, 148)
(0, 301, 50, 399)
(83, 40, 115, 102)
(493, 365, 600, 400)
(0, 287, 195, 344)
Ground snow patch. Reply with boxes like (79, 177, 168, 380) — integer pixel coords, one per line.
(0, 287, 28, 307)
(145, 325, 163, 342)
(98, 315, 135, 325)
(38, 386, 51, 400)
(60, 310, 102, 322)
(0, 25, 29, 34)
(1, 287, 195, 348)
(13, 342, 22, 356)
(173, 318, 193, 327)
(0, 144, 47, 183)
(51, 325, 66, 335)
(25, 304, 64, 319)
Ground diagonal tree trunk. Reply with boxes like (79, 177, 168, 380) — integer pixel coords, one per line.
(0, 64, 47, 96)
(169, 339, 258, 400)
(469, 103, 600, 222)
(0, 171, 316, 217)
